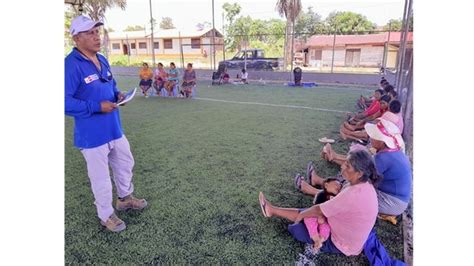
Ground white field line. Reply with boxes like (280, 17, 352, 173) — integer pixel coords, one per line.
(193, 97, 349, 114)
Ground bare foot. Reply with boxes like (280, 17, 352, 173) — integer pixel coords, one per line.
(340, 125, 348, 140)
(313, 235, 324, 250)
(325, 143, 335, 162)
(320, 150, 328, 161)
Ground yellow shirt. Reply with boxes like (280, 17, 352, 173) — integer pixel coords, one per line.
(139, 68, 153, 80)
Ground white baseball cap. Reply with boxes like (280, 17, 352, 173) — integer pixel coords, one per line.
(364, 119, 405, 150)
(70, 15, 104, 36)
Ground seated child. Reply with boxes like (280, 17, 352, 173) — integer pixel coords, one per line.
(387, 89, 398, 101)
(222, 69, 230, 84)
(303, 178, 342, 251)
(357, 79, 388, 109)
(240, 68, 248, 84)
(348, 89, 385, 125)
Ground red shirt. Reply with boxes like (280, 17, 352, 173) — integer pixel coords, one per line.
(364, 100, 380, 117)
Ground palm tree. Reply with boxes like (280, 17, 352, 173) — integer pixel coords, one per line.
(68, 0, 127, 58)
(276, 0, 302, 71)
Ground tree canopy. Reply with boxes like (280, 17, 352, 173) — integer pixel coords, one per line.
(159, 17, 175, 29)
(383, 17, 413, 31)
(124, 25, 144, 31)
(294, 7, 326, 38)
(325, 11, 375, 34)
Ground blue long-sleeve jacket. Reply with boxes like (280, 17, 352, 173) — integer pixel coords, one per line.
(65, 48, 123, 148)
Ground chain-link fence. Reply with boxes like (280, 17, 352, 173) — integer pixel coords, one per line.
(105, 27, 412, 75)
(213, 29, 412, 74)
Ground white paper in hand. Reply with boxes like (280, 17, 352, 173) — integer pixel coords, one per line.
(117, 87, 137, 106)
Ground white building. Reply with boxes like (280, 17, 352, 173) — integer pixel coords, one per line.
(108, 27, 224, 58)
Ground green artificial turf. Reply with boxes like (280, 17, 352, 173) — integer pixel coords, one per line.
(65, 78, 404, 264)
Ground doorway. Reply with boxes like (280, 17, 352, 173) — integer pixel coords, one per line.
(123, 44, 128, 55)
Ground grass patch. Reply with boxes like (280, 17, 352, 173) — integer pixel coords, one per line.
(65, 78, 404, 264)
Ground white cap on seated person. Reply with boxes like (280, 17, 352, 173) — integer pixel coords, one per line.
(70, 15, 104, 36)
(364, 119, 405, 152)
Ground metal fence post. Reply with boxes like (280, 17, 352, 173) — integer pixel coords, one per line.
(382, 23, 392, 71)
(179, 31, 184, 69)
(148, 0, 156, 67)
(331, 24, 337, 73)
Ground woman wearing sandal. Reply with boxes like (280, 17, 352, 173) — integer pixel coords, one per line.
(321, 119, 412, 218)
(259, 149, 379, 256)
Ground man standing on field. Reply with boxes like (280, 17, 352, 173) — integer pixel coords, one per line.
(65, 15, 147, 232)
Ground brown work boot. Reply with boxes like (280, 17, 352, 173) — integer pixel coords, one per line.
(116, 195, 148, 211)
(100, 213, 126, 232)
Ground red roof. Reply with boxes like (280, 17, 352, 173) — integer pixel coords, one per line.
(305, 32, 413, 47)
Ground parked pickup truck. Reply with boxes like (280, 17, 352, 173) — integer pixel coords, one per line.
(218, 49, 280, 71)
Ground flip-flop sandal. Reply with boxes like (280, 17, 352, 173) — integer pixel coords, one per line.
(259, 192, 269, 218)
(306, 162, 322, 189)
(306, 161, 315, 185)
(294, 173, 304, 191)
(322, 145, 333, 162)
(318, 137, 335, 144)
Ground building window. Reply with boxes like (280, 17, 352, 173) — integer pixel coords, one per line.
(154, 42, 159, 49)
(311, 49, 322, 60)
(345, 49, 361, 67)
(164, 39, 173, 49)
(112, 43, 120, 50)
(191, 38, 201, 49)
(130, 43, 136, 49)
(139, 42, 147, 49)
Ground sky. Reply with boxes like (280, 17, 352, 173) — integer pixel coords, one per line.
(100, 0, 405, 32)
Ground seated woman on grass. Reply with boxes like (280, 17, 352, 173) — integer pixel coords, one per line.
(320, 119, 411, 218)
(139, 62, 153, 98)
(164, 62, 179, 97)
(153, 62, 168, 96)
(180, 63, 196, 98)
(340, 95, 392, 141)
(259, 149, 379, 256)
(340, 99, 404, 143)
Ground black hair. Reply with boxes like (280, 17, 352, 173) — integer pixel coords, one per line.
(317, 178, 342, 201)
(381, 80, 389, 86)
(158, 62, 163, 67)
(187, 63, 193, 67)
(347, 150, 381, 186)
(380, 95, 391, 104)
(170, 62, 175, 67)
(389, 100, 402, 114)
(242, 68, 246, 73)
(375, 89, 385, 95)
(143, 62, 149, 67)
(388, 90, 398, 98)
(323, 178, 340, 190)
(380, 77, 387, 84)
(384, 84, 394, 93)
